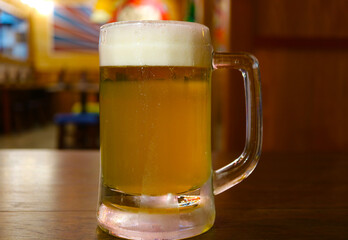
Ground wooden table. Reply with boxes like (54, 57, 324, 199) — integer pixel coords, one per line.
(0, 150, 347, 239)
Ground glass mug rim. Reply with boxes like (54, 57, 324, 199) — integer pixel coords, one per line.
(100, 20, 210, 31)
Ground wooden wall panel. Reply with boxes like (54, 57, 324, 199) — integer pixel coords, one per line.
(258, 49, 348, 152)
(220, 0, 348, 153)
(255, 0, 348, 38)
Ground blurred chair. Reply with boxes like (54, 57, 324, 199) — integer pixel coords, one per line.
(54, 113, 99, 149)
(53, 71, 100, 149)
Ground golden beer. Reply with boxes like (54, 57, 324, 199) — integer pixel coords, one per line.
(100, 66, 212, 195)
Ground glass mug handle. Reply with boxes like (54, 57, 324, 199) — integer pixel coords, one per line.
(212, 52, 263, 195)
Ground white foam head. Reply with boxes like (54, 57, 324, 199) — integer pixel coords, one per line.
(99, 21, 212, 67)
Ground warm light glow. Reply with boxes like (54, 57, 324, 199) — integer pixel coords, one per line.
(21, 0, 54, 15)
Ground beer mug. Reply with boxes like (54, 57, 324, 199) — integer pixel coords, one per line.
(97, 21, 262, 240)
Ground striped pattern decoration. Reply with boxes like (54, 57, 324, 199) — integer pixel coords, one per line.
(53, 6, 100, 52)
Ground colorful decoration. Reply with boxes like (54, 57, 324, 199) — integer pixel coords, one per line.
(91, 0, 181, 23)
(0, 11, 28, 60)
(53, 6, 100, 52)
(90, 0, 118, 24)
(185, 0, 195, 22)
(111, 0, 170, 22)
(212, 0, 230, 51)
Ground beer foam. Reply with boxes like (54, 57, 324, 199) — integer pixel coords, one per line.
(99, 21, 212, 67)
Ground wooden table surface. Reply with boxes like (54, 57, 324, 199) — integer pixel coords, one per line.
(0, 150, 347, 239)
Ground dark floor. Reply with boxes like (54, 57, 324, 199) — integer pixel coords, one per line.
(0, 124, 56, 149)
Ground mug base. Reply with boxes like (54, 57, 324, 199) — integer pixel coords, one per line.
(97, 179, 215, 240)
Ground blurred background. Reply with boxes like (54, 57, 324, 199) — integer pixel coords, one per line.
(0, 0, 347, 155)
